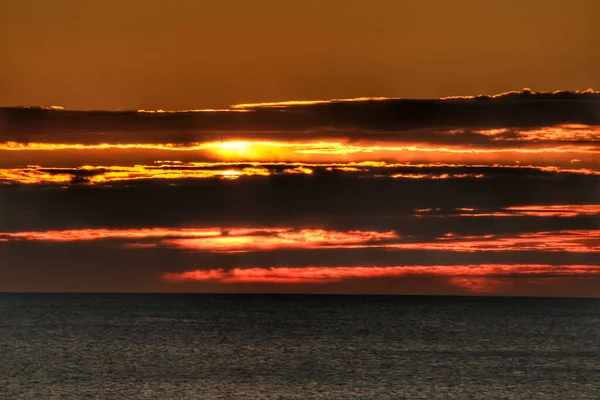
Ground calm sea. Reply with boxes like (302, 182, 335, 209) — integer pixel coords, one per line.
(1, 294, 599, 399)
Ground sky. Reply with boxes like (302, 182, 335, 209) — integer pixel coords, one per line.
(1, 1, 599, 296)
(2, 0, 599, 109)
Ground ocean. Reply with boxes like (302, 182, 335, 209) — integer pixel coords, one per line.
(1, 294, 599, 399)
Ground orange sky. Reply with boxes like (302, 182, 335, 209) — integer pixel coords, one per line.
(2, 0, 599, 109)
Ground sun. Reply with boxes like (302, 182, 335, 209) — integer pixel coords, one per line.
(218, 141, 251, 152)
(206, 140, 286, 161)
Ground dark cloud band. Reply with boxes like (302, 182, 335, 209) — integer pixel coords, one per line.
(2, 90, 599, 138)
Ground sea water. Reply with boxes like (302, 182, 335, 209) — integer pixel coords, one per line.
(1, 294, 599, 399)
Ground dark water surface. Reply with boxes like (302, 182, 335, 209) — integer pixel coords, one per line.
(1, 294, 599, 399)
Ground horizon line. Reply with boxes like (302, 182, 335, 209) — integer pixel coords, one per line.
(1, 291, 598, 299)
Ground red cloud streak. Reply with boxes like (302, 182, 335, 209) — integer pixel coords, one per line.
(429, 205, 600, 218)
(392, 230, 600, 253)
(162, 265, 600, 294)
(0, 227, 398, 250)
(1, 228, 597, 253)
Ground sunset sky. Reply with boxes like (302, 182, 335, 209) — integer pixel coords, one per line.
(1, 1, 598, 296)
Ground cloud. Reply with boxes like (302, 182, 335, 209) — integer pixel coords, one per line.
(2, 226, 597, 255)
(0, 168, 598, 234)
(2, 162, 600, 185)
(2, 236, 598, 294)
(3, 95, 598, 172)
(416, 204, 600, 218)
(2, 128, 598, 159)
(0, 227, 223, 241)
(162, 264, 600, 284)
(383, 230, 599, 253)
(2, 90, 598, 137)
(160, 264, 600, 297)
(0, 227, 397, 250)
(1, 92, 599, 173)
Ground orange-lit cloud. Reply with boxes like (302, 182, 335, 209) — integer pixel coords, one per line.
(230, 97, 398, 109)
(389, 230, 600, 253)
(475, 124, 600, 142)
(439, 88, 599, 100)
(1, 139, 597, 177)
(0, 228, 223, 242)
(162, 229, 398, 252)
(389, 173, 485, 179)
(136, 108, 250, 113)
(504, 205, 600, 217)
(3, 139, 597, 155)
(0, 164, 276, 184)
(138, 90, 600, 110)
(1, 161, 598, 185)
(416, 205, 600, 218)
(456, 204, 600, 218)
(0, 227, 398, 251)
(2, 226, 597, 254)
(162, 264, 600, 286)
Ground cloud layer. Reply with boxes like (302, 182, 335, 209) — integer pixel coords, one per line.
(2, 90, 599, 136)
(1, 90, 598, 295)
